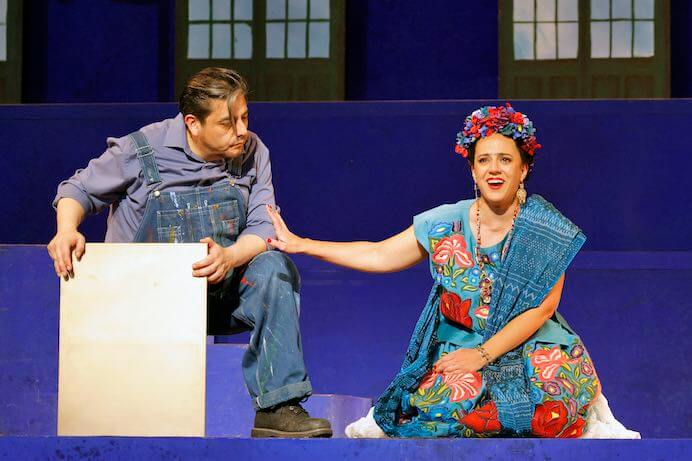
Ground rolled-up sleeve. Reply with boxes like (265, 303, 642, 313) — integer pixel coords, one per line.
(240, 139, 276, 243)
(53, 136, 137, 214)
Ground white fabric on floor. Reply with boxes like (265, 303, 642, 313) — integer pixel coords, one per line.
(345, 393, 640, 439)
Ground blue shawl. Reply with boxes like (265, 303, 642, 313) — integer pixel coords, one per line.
(373, 195, 586, 436)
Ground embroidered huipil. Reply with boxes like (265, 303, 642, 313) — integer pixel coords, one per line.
(398, 199, 601, 438)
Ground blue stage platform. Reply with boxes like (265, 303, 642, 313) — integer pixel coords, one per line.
(1, 437, 691, 461)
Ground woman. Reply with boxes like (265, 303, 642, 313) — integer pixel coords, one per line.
(266, 104, 637, 438)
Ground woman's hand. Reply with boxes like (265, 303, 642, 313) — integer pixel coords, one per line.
(266, 204, 305, 254)
(192, 238, 237, 284)
(433, 348, 487, 374)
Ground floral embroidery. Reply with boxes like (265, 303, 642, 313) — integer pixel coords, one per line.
(459, 400, 502, 434)
(526, 341, 602, 423)
(406, 213, 600, 438)
(530, 346, 565, 380)
(531, 400, 569, 437)
(440, 291, 473, 328)
(432, 235, 473, 268)
(473, 305, 489, 320)
(559, 417, 586, 438)
(415, 370, 483, 404)
(444, 371, 483, 402)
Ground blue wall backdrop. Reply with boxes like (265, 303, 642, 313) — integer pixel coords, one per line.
(1, 100, 691, 249)
(19, 0, 692, 102)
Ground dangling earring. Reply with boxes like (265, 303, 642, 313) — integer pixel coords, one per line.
(474, 181, 479, 200)
(516, 182, 527, 205)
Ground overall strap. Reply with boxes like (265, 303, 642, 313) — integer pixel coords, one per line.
(129, 131, 162, 186)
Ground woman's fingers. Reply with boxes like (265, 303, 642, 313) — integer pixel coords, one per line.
(267, 238, 287, 252)
(267, 205, 290, 233)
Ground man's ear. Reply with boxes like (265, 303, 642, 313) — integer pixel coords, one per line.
(184, 114, 201, 137)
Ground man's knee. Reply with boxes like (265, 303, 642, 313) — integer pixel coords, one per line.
(245, 251, 300, 292)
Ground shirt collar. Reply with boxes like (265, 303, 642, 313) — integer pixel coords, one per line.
(164, 113, 208, 162)
(164, 113, 191, 150)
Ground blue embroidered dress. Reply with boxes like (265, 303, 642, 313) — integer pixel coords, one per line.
(395, 199, 601, 438)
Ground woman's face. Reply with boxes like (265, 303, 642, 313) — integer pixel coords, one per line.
(471, 133, 528, 207)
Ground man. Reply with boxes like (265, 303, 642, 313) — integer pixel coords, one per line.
(46, 67, 332, 438)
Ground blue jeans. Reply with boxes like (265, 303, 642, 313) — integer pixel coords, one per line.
(209, 251, 312, 410)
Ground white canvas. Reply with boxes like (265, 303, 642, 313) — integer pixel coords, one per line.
(57, 243, 208, 437)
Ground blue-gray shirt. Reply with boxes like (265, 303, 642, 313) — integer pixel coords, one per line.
(54, 113, 276, 244)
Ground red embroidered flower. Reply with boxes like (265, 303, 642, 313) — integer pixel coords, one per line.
(459, 400, 502, 433)
(440, 291, 473, 328)
(530, 346, 565, 381)
(559, 417, 586, 438)
(443, 371, 483, 402)
(432, 235, 473, 268)
(531, 400, 569, 437)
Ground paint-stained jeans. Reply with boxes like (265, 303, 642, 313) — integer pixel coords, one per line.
(208, 251, 312, 409)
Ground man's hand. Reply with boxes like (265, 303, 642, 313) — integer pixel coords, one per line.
(47, 230, 86, 279)
(432, 348, 487, 374)
(192, 238, 237, 284)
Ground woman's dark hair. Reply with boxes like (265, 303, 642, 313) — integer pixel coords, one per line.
(467, 136, 535, 181)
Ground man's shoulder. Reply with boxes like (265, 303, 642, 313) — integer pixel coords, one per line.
(246, 130, 268, 156)
(106, 114, 182, 153)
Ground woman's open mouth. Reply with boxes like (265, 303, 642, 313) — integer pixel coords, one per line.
(487, 178, 505, 190)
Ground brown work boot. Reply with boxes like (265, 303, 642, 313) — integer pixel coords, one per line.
(251, 402, 333, 438)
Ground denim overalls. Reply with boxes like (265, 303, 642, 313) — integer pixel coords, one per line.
(129, 131, 312, 409)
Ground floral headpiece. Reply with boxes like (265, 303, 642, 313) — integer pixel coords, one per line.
(454, 103, 541, 158)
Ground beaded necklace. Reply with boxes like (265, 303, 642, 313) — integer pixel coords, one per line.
(474, 199, 520, 306)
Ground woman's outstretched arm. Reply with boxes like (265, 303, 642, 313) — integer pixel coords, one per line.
(434, 274, 565, 374)
(266, 204, 427, 273)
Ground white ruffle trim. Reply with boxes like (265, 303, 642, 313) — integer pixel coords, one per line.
(345, 393, 640, 439)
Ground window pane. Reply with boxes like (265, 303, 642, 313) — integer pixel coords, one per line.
(612, 0, 632, 19)
(611, 20, 632, 57)
(234, 0, 253, 21)
(634, 0, 654, 19)
(287, 21, 306, 58)
(234, 24, 252, 58)
(536, 22, 556, 59)
(189, 0, 210, 21)
(514, 0, 534, 21)
(211, 23, 231, 58)
(558, 22, 578, 58)
(288, 0, 307, 19)
(310, 0, 330, 19)
(557, 0, 578, 21)
(514, 23, 534, 59)
(267, 0, 285, 20)
(0, 0, 7, 23)
(308, 22, 329, 57)
(212, 0, 230, 20)
(633, 20, 654, 57)
(188, 24, 209, 58)
(0, 25, 6, 61)
(536, 0, 555, 22)
(266, 22, 285, 58)
(590, 0, 609, 20)
(590, 21, 610, 57)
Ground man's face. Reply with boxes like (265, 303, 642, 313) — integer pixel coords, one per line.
(190, 94, 249, 161)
